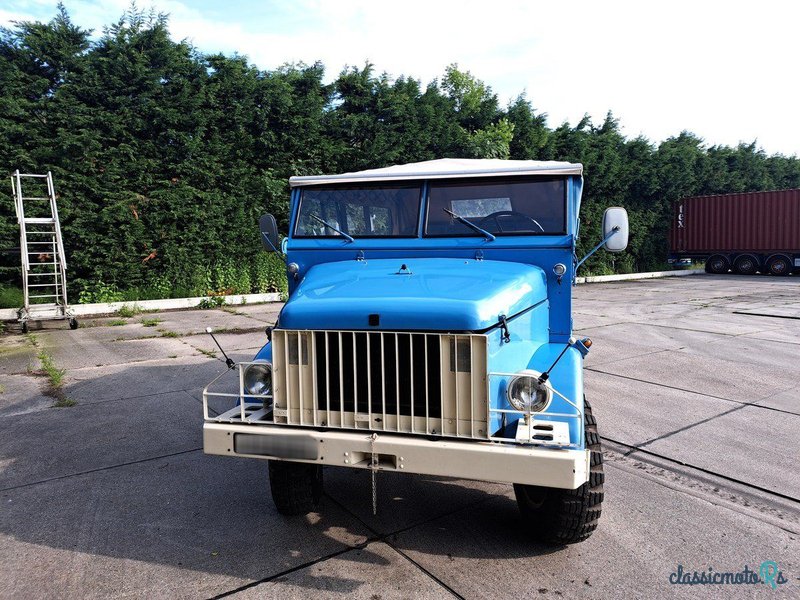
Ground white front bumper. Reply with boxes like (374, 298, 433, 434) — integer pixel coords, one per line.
(204, 422, 590, 489)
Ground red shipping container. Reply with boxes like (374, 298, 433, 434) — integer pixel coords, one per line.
(671, 189, 800, 253)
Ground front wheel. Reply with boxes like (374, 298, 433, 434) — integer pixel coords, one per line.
(514, 398, 604, 545)
(268, 460, 323, 516)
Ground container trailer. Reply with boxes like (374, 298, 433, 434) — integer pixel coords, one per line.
(669, 189, 800, 275)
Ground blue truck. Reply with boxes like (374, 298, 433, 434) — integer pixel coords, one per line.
(203, 159, 628, 544)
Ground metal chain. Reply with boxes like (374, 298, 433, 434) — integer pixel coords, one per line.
(370, 433, 378, 515)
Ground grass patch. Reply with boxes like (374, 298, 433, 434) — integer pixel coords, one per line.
(53, 397, 77, 407)
(197, 348, 217, 358)
(117, 303, 142, 318)
(157, 328, 179, 338)
(168, 354, 178, 359)
(35, 349, 76, 408)
(38, 350, 66, 388)
(0, 383, 5, 393)
(109, 319, 128, 326)
(141, 317, 162, 327)
(198, 296, 225, 309)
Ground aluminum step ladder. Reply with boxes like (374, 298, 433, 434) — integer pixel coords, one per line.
(11, 170, 77, 332)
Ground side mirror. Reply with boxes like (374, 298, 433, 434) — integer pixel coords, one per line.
(259, 214, 280, 252)
(602, 207, 628, 253)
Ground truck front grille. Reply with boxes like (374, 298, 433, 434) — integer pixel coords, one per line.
(272, 329, 488, 439)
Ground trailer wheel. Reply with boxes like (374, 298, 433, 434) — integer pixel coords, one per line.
(704, 255, 729, 274)
(21, 321, 29, 334)
(766, 255, 791, 276)
(268, 460, 323, 516)
(514, 398, 604, 545)
(733, 254, 758, 275)
(69, 318, 79, 330)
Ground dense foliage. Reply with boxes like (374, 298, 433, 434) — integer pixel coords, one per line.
(2, 6, 799, 302)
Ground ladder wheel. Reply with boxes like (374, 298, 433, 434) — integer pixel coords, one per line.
(21, 322, 29, 334)
(69, 318, 79, 330)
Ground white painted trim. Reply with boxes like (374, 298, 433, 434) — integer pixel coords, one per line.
(576, 269, 705, 284)
(0, 292, 282, 321)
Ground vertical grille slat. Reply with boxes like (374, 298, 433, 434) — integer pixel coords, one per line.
(273, 330, 487, 439)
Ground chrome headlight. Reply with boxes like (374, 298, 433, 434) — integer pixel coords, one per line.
(506, 371, 552, 412)
(243, 361, 272, 396)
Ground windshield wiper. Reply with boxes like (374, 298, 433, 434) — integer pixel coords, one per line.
(308, 213, 354, 243)
(443, 208, 496, 241)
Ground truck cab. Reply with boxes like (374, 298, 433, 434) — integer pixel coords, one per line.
(203, 158, 628, 544)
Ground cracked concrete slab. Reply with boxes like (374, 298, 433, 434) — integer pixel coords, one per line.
(754, 387, 800, 415)
(0, 390, 201, 489)
(590, 348, 796, 403)
(324, 468, 507, 536)
(0, 452, 369, 599)
(65, 356, 223, 406)
(0, 373, 53, 416)
(392, 464, 799, 600)
(584, 371, 736, 446)
(643, 405, 800, 499)
(232, 542, 455, 599)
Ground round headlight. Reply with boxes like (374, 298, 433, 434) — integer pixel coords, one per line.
(244, 362, 272, 396)
(506, 371, 552, 412)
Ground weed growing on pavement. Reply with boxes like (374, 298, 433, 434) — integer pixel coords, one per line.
(117, 304, 142, 318)
(35, 349, 76, 408)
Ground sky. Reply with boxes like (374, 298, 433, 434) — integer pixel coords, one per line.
(2, 0, 799, 157)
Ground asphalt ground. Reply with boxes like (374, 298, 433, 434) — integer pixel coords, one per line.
(0, 274, 798, 599)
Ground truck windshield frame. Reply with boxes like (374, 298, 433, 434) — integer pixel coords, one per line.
(424, 176, 567, 237)
(294, 182, 423, 239)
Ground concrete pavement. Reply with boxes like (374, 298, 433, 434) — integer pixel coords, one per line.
(0, 275, 798, 598)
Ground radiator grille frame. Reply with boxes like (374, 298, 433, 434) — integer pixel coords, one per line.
(272, 329, 490, 440)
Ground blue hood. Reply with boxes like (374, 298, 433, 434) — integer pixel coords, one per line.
(279, 258, 547, 331)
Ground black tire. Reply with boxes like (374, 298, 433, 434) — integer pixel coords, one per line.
(514, 398, 604, 545)
(268, 460, 323, 516)
(69, 318, 79, 330)
(704, 255, 729, 274)
(733, 254, 758, 275)
(21, 321, 29, 334)
(767, 255, 791, 276)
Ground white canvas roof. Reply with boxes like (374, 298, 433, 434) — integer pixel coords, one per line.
(289, 158, 583, 187)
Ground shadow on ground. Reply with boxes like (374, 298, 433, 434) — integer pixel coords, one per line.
(0, 360, 560, 598)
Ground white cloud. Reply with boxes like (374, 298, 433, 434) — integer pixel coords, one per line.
(3, 0, 799, 155)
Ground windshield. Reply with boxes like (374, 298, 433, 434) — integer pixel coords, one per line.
(294, 184, 422, 238)
(425, 177, 566, 236)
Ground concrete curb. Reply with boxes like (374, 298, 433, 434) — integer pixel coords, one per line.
(0, 292, 282, 321)
(576, 269, 704, 284)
